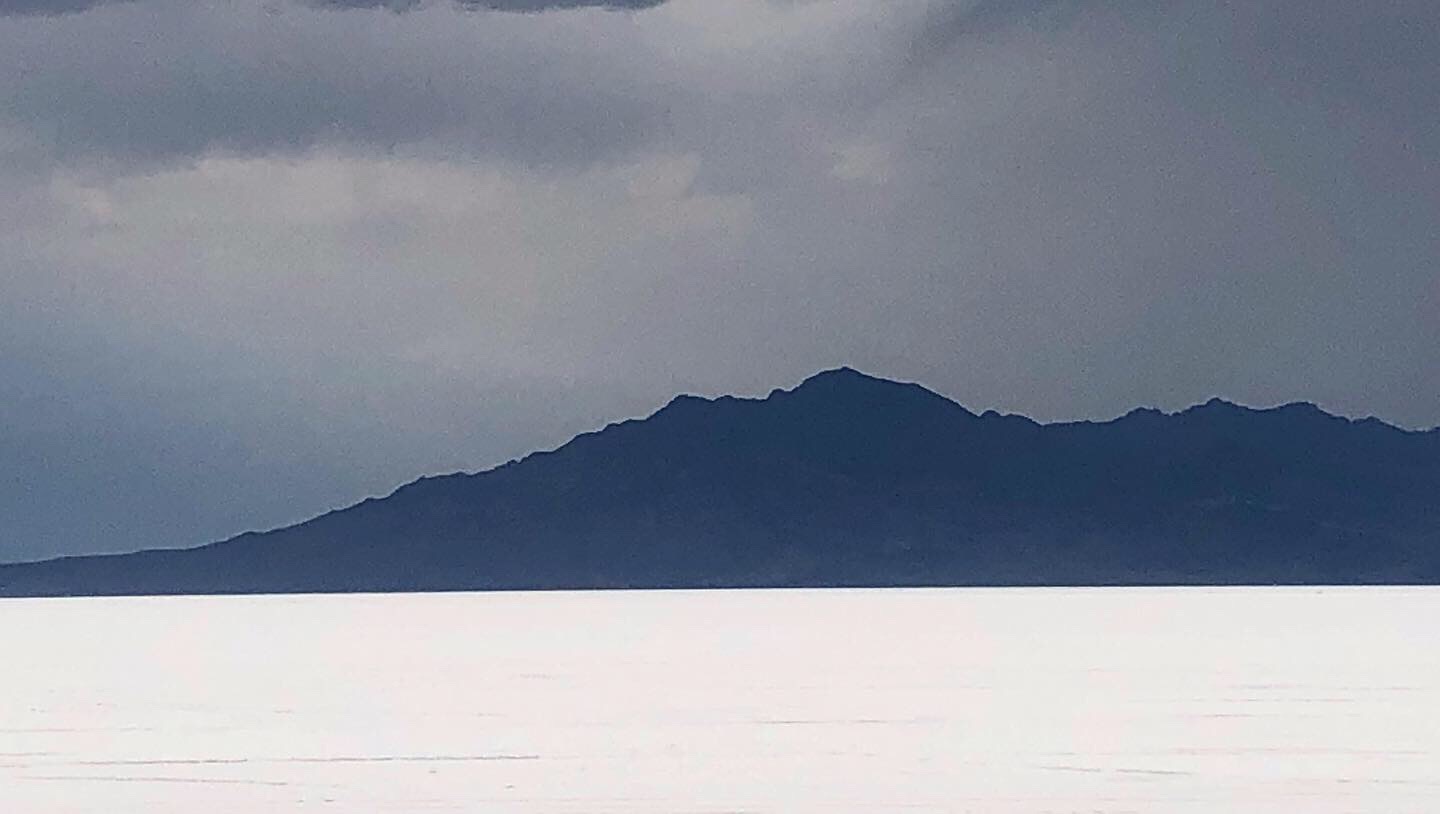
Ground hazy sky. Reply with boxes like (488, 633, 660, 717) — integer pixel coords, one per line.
(2, 0, 1437, 560)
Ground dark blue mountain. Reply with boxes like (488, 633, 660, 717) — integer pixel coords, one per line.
(3, 368, 1437, 595)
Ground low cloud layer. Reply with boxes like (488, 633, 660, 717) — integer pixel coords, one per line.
(0, 0, 125, 15)
(0, 0, 679, 166)
(2, 0, 1437, 560)
(309, 0, 667, 11)
(3, 0, 663, 14)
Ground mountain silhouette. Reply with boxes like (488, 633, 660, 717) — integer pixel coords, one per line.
(3, 367, 1437, 596)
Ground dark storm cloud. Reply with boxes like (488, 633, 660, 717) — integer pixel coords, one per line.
(0, 0, 674, 167)
(0, 0, 663, 14)
(0, 0, 128, 14)
(309, 0, 666, 10)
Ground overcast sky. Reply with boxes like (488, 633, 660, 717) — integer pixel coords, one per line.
(2, 0, 1437, 560)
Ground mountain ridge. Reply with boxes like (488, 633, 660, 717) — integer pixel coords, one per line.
(2, 367, 1437, 595)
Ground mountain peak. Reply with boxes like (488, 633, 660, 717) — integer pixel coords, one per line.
(790, 366, 935, 397)
(783, 367, 975, 418)
(1178, 396, 1245, 417)
(797, 366, 882, 386)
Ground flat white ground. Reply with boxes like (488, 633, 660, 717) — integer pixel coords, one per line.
(1, 587, 1437, 812)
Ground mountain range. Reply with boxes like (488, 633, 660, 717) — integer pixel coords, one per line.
(2, 367, 1437, 596)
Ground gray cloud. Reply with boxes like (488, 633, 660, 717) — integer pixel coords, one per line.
(1, 0, 1438, 561)
(0, 0, 127, 15)
(909, 0, 1072, 58)
(0, 0, 679, 167)
(0, 0, 663, 15)
(309, 0, 667, 10)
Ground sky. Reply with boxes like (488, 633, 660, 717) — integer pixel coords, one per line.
(2, 0, 1437, 561)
